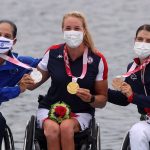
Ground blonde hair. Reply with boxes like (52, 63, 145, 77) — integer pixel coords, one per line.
(62, 11, 95, 52)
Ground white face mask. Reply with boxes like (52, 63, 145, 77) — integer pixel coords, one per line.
(133, 42, 150, 59)
(64, 30, 83, 48)
(0, 36, 13, 53)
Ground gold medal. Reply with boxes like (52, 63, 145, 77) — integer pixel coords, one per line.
(67, 82, 79, 94)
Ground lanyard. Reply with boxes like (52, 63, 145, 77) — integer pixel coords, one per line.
(0, 53, 32, 70)
(63, 46, 88, 82)
(117, 57, 150, 78)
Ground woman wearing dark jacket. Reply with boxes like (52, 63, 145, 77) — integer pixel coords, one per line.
(108, 24, 150, 150)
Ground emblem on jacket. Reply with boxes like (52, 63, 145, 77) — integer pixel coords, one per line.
(87, 56, 93, 64)
(57, 54, 63, 59)
(130, 73, 137, 81)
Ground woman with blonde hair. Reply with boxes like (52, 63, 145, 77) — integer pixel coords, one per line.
(27, 11, 108, 150)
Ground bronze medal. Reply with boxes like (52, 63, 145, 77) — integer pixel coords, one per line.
(112, 77, 124, 91)
(67, 82, 79, 94)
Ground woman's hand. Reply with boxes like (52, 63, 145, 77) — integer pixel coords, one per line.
(18, 74, 35, 93)
(112, 77, 124, 91)
(120, 82, 133, 97)
(76, 88, 92, 103)
(76, 80, 108, 108)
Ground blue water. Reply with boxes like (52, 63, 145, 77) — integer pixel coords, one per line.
(1, 0, 150, 149)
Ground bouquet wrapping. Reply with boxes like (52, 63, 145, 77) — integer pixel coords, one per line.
(48, 101, 77, 124)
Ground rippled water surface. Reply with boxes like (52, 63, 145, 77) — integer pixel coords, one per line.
(1, 0, 150, 149)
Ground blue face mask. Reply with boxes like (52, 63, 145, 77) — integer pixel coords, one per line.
(0, 36, 13, 53)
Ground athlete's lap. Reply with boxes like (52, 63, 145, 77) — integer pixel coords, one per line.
(36, 108, 92, 131)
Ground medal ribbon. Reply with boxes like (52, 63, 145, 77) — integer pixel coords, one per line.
(63, 46, 88, 82)
(0, 53, 32, 70)
(117, 57, 150, 78)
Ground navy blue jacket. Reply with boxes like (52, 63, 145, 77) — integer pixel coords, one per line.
(38, 44, 108, 115)
(108, 60, 150, 115)
(0, 51, 40, 104)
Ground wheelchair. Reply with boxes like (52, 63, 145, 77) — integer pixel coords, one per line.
(120, 115, 150, 150)
(23, 115, 101, 150)
(120, 131, 130, 150)
(1, 124, 15, 150)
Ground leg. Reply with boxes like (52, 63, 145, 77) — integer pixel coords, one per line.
(0, 112, 6, 148)
(43, 119, 61, 150)
(129, 121, 150, 150)
(36, 108, 61, 150)
(60, 118, 80, 150)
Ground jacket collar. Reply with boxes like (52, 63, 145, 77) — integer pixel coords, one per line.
(133, 58, 140, 65)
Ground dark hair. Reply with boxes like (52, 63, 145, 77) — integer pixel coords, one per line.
(135, 24, 150, 37)
(0, 20, 17, 38)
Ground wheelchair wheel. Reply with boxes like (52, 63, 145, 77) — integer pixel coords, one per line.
(121, 132, 130, 150)
(1, 124, 15, 150)
(80, 144, 88, 150)
(96, 123, 101, 150)
(23, 115, 36, 150)
(90, 122, 101, 150)
(34, 139, 41, 150)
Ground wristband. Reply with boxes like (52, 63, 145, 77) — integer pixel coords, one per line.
(87, 95, 95, 103)
(127, 93, 134, 103)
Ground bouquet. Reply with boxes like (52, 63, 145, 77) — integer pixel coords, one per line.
(48, 101, 77, 124)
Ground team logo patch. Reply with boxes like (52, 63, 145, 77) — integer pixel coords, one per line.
(130, 74, 137, 81)
(87, 56, 93, 64)
(57, 54, 63, 59)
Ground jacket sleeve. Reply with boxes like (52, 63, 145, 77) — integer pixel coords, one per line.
(0, 86, 21, 103)
(18, 56, 41, 68)
(125, 62, 150, 108)
(108, 88, 130, 106)
(133, 93, 150, 108)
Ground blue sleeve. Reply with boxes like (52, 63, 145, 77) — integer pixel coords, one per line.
(18, 56, 41, 68)
(125, 63, 150, 108)
(133, 93, 150, 108)
(108, 89, 129, 106)
(0, 86, 21, 103)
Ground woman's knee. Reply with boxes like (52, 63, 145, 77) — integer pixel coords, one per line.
(60, 120, 75, 137)
(43, 119, 60, 138)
